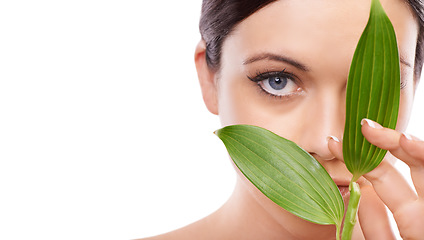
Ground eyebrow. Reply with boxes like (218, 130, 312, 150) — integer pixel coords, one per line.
(243, 53, 310, 72)
(400, 56, 412, 68)
(243, 52, 413, 70)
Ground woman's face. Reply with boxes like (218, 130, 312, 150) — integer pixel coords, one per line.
(214, 0, 418, 183)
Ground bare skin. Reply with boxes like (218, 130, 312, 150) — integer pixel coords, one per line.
(141, 0, 422, 239)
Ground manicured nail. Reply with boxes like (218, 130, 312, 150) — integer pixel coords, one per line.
(402, 132, 413, 141)
(327, 136, 340, 143)
(361, 118, 383, 129)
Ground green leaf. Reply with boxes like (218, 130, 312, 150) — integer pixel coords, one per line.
(215, 124, 344, 227)
(343, 0, 400, 179)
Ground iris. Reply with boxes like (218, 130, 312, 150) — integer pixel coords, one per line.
(268, 76, 287, 90)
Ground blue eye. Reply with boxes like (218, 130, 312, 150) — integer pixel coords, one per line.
(248, 70, 301, 97)
(267, 76, 288, 90)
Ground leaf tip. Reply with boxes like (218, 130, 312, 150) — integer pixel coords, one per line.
(213, 128, 221, 137)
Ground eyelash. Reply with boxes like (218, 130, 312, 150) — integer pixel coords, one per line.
(247, 69, 294, 82)
(400, 79, 407, 89)
(247, 70, 407, 100)
(247, 69, 300, 99)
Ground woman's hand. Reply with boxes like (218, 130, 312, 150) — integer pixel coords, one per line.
(329, 118, 424, 240)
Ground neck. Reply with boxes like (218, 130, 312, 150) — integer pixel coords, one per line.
(213, 176, 337, 240)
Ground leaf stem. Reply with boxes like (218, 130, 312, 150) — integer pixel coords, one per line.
(336, 224, 341, 240)
(341, 181, 361, 240)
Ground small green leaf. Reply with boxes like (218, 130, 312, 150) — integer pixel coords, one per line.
(343, 0, 400, 179)
(215, 125, 344, 227)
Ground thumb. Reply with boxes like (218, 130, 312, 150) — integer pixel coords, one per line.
(358, 185, 396, 240)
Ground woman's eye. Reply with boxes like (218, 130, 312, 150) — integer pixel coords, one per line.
(258, 75, 299, 97)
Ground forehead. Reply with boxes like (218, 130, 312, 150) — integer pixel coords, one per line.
(224, 0, 418, 70)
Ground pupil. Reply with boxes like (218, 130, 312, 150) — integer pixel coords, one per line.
(269, 77, 287, 90)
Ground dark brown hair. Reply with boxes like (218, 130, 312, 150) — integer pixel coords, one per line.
(407, 0, 424, 80)
(199, 0, 424, 80)
(199, 0, 277, 72)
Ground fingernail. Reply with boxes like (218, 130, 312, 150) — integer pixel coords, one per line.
(361, 118, 383, 129)
(402, 132, 413, 141)
(327, 135, 340, 143)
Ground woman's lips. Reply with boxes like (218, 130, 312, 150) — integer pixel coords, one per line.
(331, 177, 353, 199)
(338, 185, 350, 198)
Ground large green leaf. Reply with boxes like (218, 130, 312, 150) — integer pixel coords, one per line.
(343, 0, 400, 180)
(215, 125, 344, 227)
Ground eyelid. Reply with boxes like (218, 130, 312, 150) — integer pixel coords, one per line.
(247, 69, 298, 83)
(400, 80, 407, 89)
(247, 69, 303, 100)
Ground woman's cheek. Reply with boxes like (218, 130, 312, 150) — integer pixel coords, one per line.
(218, 78, 268, 127)
(218, 82, 305, 142)
(396, 85, 414, 132)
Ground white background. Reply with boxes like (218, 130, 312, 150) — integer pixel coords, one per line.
(0, 1, 422, 240)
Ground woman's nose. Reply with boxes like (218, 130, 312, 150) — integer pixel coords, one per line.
(299, 93, 345, 162)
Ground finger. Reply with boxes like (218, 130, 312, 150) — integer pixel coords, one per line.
(358, 185, 396, 240)
(392, 200, 424, 239)
(328, 127, 416, 211)
(360, 119, 413, 166)
(363, 159, 417, 216)
(400, 133, 424, 164)
(362, 119, 424, 196)
(400, 134, 424, 197)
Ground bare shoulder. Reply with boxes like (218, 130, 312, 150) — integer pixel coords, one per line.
(134, 226, 197, 240)
(135, 215, 221, 240)
(134, 230, 182, 240)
